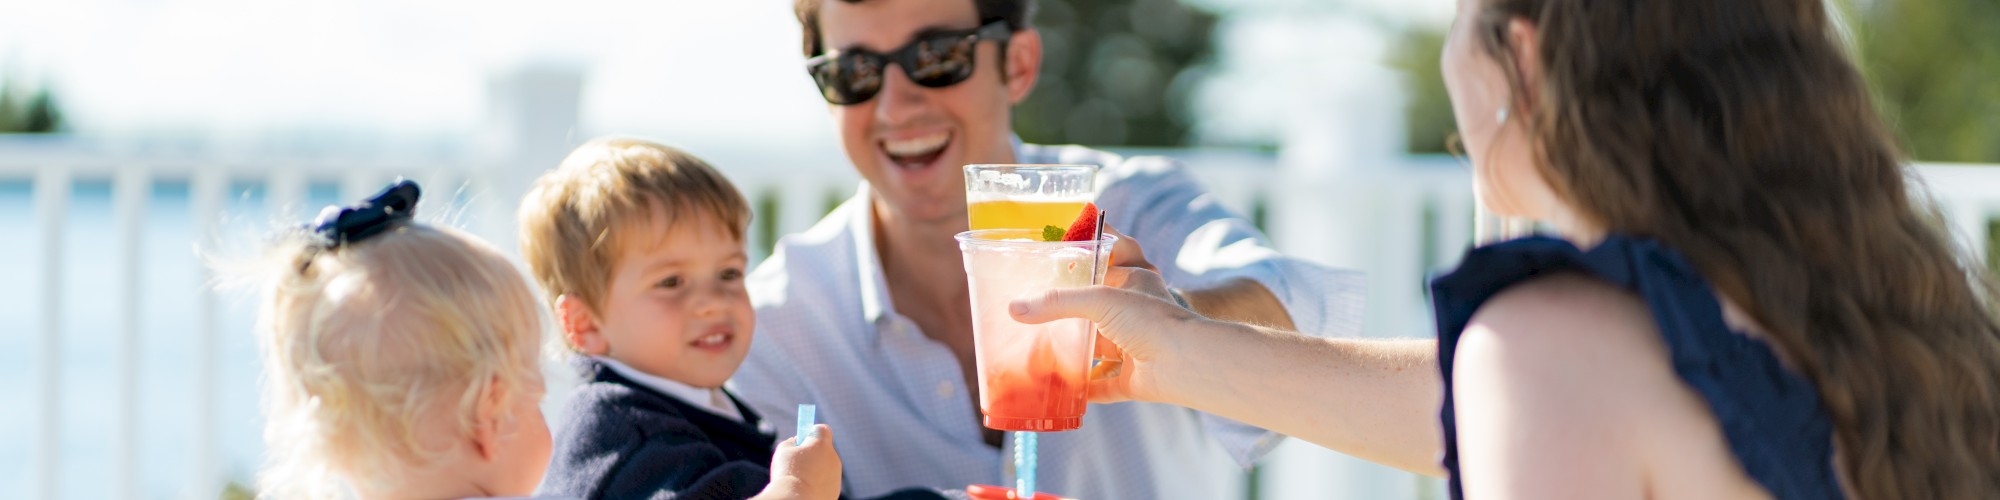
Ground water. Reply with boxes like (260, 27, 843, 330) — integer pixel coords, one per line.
(0, 179, 342, 500)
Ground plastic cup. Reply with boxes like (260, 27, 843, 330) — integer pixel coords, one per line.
(963, 164, 1097, 231)
(956, 229, 1116, 432)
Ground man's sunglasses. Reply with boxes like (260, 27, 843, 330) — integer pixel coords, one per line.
(806, 20, 1012, 105)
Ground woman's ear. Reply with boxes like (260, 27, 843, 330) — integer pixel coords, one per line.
(1003, 29, 1043, 105)
(1505, 17, 1543, 113)
(556, 295, 608, 356)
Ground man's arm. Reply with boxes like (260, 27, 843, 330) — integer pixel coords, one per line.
(1092, 152, 1364, 339)
(1103, 228, 1294, 330)
(1181, 277, 1296, 330)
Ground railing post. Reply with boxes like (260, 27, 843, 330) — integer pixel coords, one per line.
(113, 166, 150, 500)
(188, 166, 227, 500)
(1951, 201, 1989, 262)
(479, 63, 583, 254)
(33, 165, 69, 500)
(270, 166, 308, 221)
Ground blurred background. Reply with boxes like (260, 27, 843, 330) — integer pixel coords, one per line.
(1, 0, 1994, 499)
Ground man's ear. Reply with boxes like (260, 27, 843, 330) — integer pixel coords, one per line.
(470, 375, 507, 463)
(1505, 17, 1543, 114)
(556, 295, 608, 356)
(1003, 29, 1043, 105)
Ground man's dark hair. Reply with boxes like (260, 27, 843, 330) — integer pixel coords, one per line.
(794, 0, 1033, 57)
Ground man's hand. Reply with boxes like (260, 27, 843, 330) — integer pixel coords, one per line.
(1103, 226, 1157, 274)
(1101, 225, 1294, 330)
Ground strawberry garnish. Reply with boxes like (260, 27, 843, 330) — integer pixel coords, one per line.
(1061, 203, 1100, 242)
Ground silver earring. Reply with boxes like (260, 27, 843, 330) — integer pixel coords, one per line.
(1496, 107, 1510, 125)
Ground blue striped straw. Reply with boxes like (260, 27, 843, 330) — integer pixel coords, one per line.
(796, 404, 817, 446)
(1015, 431, 1038, 499)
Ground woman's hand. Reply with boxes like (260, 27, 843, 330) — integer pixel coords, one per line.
(1010, 266, 1203, 405)
(757, 424, 841, 500)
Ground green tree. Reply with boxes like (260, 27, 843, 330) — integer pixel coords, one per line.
(1390, 2, 2000, 269)
(1389, 26, 1452, 155)
(1845, 0, 2000, 163)
(1391, 1, 2000, 160)
(0, 73, 63, 133)
(1013, 0, 1218, 146)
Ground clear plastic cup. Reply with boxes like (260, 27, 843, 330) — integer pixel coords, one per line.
(963, 164, 1098, 231)
(956, 229, 1116, 432)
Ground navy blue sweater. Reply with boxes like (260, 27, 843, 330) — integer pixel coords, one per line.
(538, 359, 946, 500)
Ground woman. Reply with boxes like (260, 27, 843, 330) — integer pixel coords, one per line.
(1010, 0, 2000, 497)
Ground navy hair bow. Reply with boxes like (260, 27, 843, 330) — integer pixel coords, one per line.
(309, 179, 421, 248)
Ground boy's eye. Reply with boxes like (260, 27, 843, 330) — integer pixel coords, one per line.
(656, 276, 681, 289)
(720, 268, 744, 282)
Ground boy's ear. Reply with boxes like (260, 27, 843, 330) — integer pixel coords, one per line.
(556, 295, 608, 356)
(471, 375, 506, 463)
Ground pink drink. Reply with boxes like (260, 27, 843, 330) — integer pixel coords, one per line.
(957, 229, 1114, 432)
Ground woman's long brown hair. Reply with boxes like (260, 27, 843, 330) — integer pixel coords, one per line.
(1474, 0, 2000, 496)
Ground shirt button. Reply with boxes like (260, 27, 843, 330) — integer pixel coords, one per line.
(936, 380, 955, 399)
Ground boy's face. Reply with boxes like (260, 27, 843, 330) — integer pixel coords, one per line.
(585, 211, 754, 388)
(818, 0, 1038, 226)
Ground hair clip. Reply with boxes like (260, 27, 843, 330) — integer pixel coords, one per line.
(309, 179, 422, 249)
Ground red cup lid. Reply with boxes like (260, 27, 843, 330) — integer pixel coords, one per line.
(966, 484, 1071, 500)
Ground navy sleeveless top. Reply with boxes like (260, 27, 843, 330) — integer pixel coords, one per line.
(1428, 235, 1844, 499)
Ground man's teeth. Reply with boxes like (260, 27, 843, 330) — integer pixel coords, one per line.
(694, 333, 729, 347)
(883, 133, 949, 157)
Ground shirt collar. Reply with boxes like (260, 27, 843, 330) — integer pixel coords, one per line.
(590, 355, 744, 424)
(846, 183, 896, 331)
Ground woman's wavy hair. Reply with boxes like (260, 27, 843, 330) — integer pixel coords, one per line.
(1474, 0, 2000, 496)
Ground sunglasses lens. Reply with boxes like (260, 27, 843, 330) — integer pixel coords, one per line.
(908, 35, 977, 88)
(811, 26, 993, 104)
(811, 54, 884, 105)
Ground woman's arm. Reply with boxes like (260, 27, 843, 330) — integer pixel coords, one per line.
(1010, 268, 1446, 476)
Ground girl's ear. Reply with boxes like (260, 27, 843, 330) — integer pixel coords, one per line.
(470, 375, 507, 462)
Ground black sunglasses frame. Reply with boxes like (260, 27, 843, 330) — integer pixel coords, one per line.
(805, 20, 1013, 105)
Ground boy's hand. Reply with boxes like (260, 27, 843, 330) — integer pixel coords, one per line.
(756, 424, 842, 500)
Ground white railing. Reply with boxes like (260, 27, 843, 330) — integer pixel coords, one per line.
(0, 139, 861, 500)
(6, 133, 2000, 500)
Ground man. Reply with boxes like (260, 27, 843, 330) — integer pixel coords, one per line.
(733, 0, 1366, 498)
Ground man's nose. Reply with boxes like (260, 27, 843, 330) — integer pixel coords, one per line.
(873, 64, 930, 125)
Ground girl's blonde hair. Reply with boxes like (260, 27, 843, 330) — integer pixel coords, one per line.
(249, 222, 544, 499)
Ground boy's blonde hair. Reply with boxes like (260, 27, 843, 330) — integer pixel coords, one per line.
(518, 137, 752, 332)
(251, 222, 544, 499)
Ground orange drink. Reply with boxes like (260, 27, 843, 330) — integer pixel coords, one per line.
(967, 199, 1090, 231)
(963, 164, 1096, 230)
(956, 229, 1115, 432)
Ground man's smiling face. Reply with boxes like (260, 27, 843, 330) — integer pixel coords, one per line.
(817, 0, 1036, 226)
